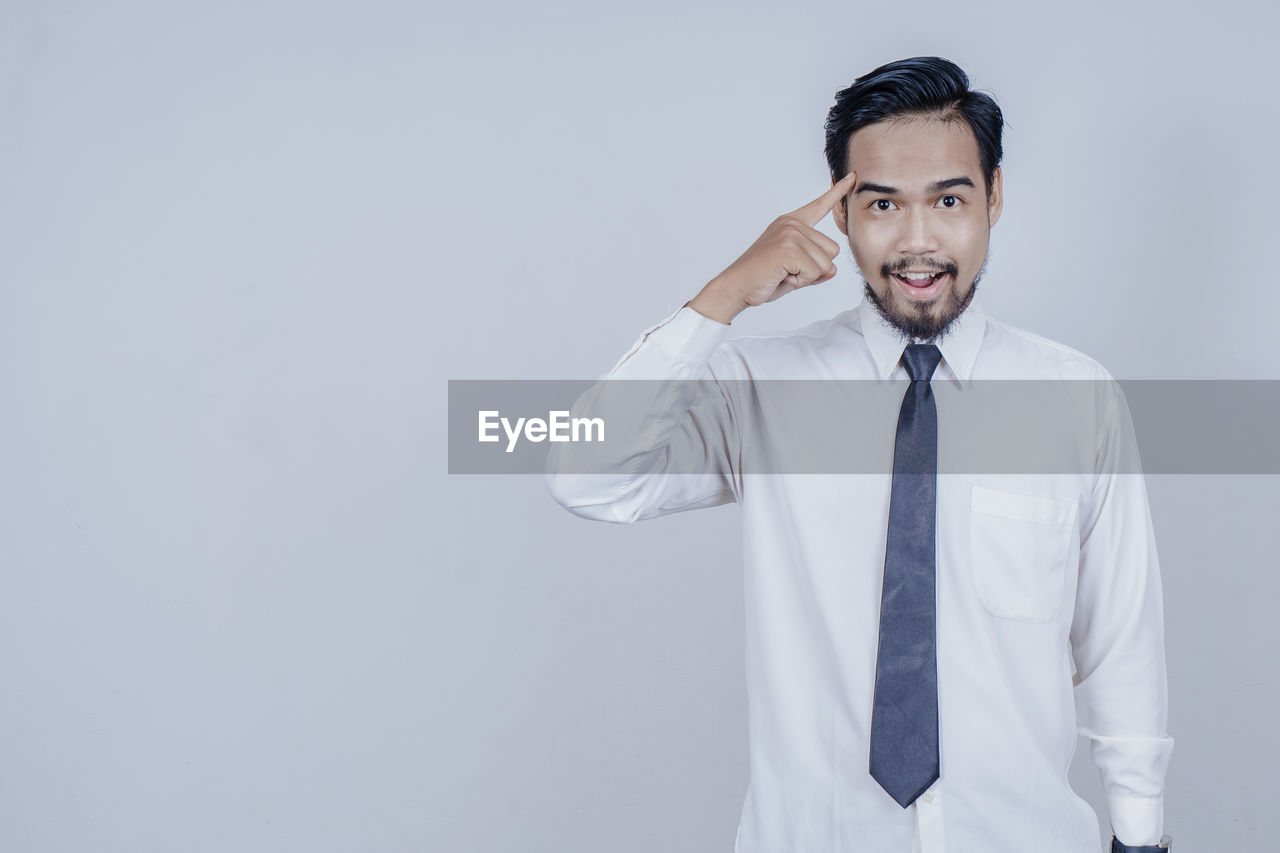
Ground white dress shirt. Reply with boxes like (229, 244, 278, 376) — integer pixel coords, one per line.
(545, 295, 1173, 852)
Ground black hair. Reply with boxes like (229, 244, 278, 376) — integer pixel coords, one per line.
(823, 56, 1004, 198)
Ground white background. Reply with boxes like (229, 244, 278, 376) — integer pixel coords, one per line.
(2, 0, 1276, 850)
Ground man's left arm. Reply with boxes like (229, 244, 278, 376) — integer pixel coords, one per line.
(1070, 372, 1175, 849)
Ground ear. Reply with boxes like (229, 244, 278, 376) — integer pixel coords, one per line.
(833, 177, 850, 237)
(987, 166, 1004, 228)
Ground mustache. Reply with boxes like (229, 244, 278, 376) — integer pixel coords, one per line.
(881, 260, 959, 278)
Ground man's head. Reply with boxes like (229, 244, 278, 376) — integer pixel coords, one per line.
(825, 57, 1004, 342)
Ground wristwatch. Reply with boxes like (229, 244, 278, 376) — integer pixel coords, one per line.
(1110, 834, 1172, 852)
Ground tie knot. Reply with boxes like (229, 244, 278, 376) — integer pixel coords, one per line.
(902, 344, 942, 382)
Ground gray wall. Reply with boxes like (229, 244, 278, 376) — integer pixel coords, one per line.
(1, 0, 1274, 850)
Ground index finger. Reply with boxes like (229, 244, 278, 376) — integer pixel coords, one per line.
(794, 170, 858, 227)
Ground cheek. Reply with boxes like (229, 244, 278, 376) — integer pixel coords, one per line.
(847, 227, 890, 269)
(847, 243, 879, 277)
(940, 217, 988, 259)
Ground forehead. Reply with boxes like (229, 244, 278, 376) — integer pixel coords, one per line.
(846, 117, 982, 188)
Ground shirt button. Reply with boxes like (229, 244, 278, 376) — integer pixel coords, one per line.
(921, 792, 934, 803)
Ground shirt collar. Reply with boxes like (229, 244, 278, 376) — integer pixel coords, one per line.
(855, 293, 987, 386)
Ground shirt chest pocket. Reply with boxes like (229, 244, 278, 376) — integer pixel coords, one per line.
(969, 486, 1079, 623)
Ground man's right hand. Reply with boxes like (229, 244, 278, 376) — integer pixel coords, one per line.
(688, 171, 857, 325)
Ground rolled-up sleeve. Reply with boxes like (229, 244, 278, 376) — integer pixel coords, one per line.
(1070, 370, 1174, 847)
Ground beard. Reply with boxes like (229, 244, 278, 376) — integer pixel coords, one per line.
(860, 253, 988, 343)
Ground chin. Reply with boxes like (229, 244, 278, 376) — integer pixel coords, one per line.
(862, 275, 977, 342)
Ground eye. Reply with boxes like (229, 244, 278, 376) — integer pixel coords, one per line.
(873, 199, 897, 211)
(938, 195, 960, 208)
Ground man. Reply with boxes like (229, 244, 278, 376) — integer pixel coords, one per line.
(545, 57, 1172, 852)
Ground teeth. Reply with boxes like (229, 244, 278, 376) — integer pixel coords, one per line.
(899, 272, 940, 281)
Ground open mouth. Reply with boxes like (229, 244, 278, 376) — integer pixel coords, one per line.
(892, 271, 950, 298)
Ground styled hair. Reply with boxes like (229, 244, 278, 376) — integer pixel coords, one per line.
(823, 56, 1004, 197)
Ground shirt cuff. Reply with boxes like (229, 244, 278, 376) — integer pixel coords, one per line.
(1108, 793, 1164, 847)
(646, 304, 733, 365)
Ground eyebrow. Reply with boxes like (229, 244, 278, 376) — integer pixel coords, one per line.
(854, 176, 976, 195)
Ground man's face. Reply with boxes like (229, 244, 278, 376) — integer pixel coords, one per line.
(832, 116, 1003, 341)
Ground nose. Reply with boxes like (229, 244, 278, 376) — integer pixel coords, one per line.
(896, 205, 941, 256)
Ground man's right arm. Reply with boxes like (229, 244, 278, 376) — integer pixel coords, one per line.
(543, 301, 742, 523)
(545, 171, 859, 523)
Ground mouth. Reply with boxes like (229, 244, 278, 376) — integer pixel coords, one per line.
(891, 271, 950, 301)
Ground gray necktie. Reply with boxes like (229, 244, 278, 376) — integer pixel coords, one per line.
(869, 343, 943, 808)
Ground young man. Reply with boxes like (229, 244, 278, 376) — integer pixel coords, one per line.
(546, 57, 1172, 852)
